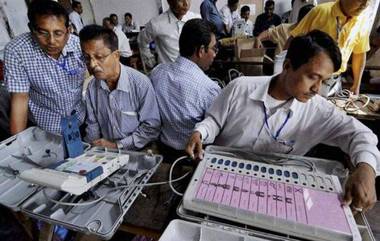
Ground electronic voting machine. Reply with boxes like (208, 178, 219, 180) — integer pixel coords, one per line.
(19, 148, 129, 195)
(0, 127, 162, 239)
(180, 151, 362, 241)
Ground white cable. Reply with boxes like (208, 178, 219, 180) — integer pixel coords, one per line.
(329, 89, 371, 113)
(169, 156, 190, 196)
(42, 170, 190, 206)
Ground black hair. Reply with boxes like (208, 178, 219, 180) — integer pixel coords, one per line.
(179, 19, 217, 58)
(27, 0, 69, 30)
(103, 17, 113, 24)
(125, 12, 132, 18)
(72, 0, 81, 9)
(228, 0, 239, 6)
(79, 24, 118, 52)
(297, 4, 314, 23)
(241, 5, 250, 14)
(110, 13, 117, 19)
(286, 30, 342, 72)
(265, 0, 275, 8)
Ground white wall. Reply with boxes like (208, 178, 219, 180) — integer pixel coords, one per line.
(90, 0, 161, 26)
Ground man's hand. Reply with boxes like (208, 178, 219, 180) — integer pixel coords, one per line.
(92, 138, 117, 149)
(185, 132, 204, 160)
(343, 163, 377, 214)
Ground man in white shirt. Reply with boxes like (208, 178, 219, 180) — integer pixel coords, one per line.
(220, 0, 240, 35)
(103, 17, 132, 65)
(69, 0, 83, 35)
(186, 30, 379, 213)
(138, 0, 200, 68)
(232, 5, 253, 36)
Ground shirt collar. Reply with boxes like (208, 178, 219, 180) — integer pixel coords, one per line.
(100, 64, 131, 93)
(248, 75, 298, 113)
(168, 9, 192, 23)
(176, 56, 204, 72)
(332, 0, 358, 23)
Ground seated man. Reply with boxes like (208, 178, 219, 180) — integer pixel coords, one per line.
(123, 12, 139, 33)
(79, 25, 161, 150)
(232, 5, 253, 36)
(253, 0, 282, 37)
(187, 30, 379, 212)
(150, 19, 221, 161)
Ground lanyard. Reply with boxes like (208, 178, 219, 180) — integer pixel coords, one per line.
(262, 103, 291, 140)
(56, 55, 84, 76)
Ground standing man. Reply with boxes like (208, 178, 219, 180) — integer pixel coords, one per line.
(150, 19, 221, 160)
(253, 0, 282, 37)
(4, 0, 86, 135)
(219, 0, 240, 35)
(200, 0, 225, 37)
(103, 17, 132, 65)
(288, 0, 371, 94)
(138, 0, 200, 68)
(186, 30, 379, 214)
(69, 0, 84, 35)
(80, 25, 161, 150)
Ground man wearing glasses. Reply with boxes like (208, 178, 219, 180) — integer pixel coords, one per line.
(186, 30, 379, 214)
(150, 19, 221, 162)
(80, 25, 160, 150)
(4, 0, 86, 135)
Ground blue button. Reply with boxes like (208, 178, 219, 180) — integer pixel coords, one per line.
(260, 167, 267, 173)
(292, 172, 299, 179)
(269, 168, 274, 174)
(253, 165, 259, 171)
(225, 160, 230, 166)
(246, 164, 252, 170)
(284, 171, 290, 178)
(239, 163, 244, 169)
(211, 158, 217, 164)
(218, 159, 224, 164)
(276, 169, 282, 176)
(232, 161, 237, 167)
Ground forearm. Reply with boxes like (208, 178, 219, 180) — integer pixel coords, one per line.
(351, 52, 366, 93)
(119, 121, 160, 150)
(9, 93, 29, 135)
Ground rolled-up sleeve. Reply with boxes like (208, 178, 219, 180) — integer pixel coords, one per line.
(119, 78, 161, 150)
(4, 45, 30, 93)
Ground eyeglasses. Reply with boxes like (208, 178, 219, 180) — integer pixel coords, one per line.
(33, 28, 68, 40)
(82, 51, 115, 64)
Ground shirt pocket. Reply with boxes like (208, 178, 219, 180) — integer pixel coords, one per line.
(118, 110, 140, 134)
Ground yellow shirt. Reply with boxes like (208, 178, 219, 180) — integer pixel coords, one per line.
(267, 23, 295, 54)
(290, 0, 370, 73)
